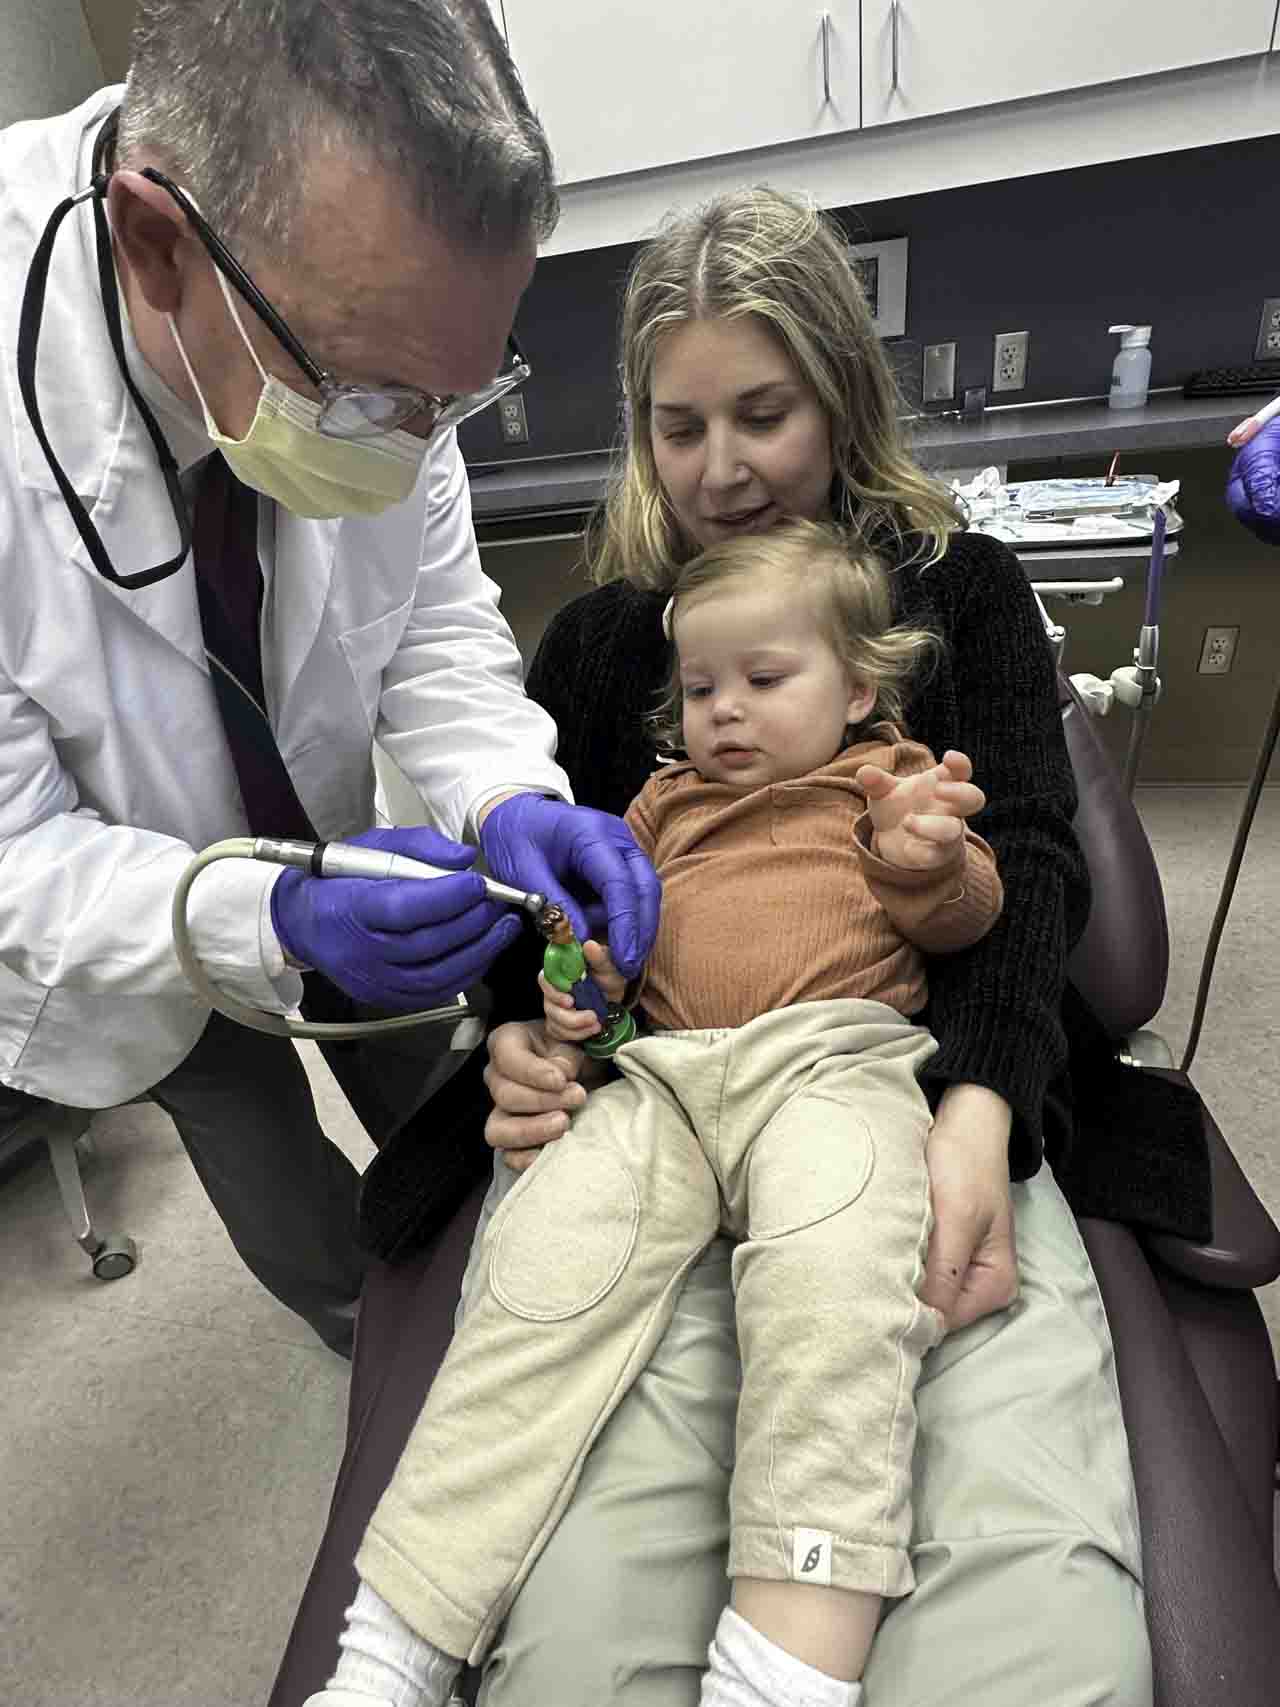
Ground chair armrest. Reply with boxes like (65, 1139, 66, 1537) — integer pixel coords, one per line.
(1079, 1217, 1280, 1707)
(1138, 1072, 1280, 1291)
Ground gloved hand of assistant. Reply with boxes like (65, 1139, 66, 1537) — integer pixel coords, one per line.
(479, 793, 661, 979)
(269, 827, 521, 1011)
(1226, 415, 1280, 546)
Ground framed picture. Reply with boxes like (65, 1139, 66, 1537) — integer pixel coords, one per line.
(848, 236, 908, 339)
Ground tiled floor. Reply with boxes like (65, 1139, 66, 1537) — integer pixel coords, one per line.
(1, 787, 1276, 1706)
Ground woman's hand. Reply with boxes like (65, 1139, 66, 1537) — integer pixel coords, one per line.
(920, 1083, 1019, 1331)
(540, 940, 627, 1044)
(483, 1019, 590, 1172)
(856, 750, 985, 871)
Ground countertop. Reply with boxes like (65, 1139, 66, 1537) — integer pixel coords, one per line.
(467, 390, 1246, 524)
(906, 390, 1244, 469)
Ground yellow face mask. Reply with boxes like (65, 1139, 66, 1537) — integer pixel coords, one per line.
(167, 270, 428, 519)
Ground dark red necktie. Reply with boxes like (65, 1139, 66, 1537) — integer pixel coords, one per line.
(190, 453, 315, 841)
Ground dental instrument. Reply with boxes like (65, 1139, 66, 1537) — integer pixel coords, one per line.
(173, 837, 547, 1041)
(250, 836, 547, 915)
(1226, 390, 1280, 449)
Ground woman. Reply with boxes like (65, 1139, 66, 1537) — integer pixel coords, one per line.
(354, 188, 1152, 1707)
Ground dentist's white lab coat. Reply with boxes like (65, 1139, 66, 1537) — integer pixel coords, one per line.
(0, 90, 571, 1107)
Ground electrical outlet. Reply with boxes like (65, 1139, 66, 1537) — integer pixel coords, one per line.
(1198, 625, 1239, 675)
(992, 330, 1029, 393)
(1255, 299, 1280, 361)
(499, 394, 529, 443)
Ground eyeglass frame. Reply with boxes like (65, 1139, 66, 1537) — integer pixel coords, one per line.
(138, 166, 531, 441)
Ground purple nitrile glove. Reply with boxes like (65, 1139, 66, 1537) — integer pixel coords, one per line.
(1226, 417, 1280, 546)
(269, 826, 522, 1011)
(479, 794, 661, 979)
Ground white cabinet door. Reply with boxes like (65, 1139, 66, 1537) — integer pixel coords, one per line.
(862, 0, 1278, 127)
(504, 2, 859, 185)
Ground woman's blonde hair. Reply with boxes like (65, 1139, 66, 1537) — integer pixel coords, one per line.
(587, 186, 963, 593)
(652, 519, 940, 752)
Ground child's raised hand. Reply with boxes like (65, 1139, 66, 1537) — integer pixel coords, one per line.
(856, 750, 986, 870)
(539, 939, 628, 1044)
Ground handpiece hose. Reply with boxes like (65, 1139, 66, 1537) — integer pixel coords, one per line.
(173, 837, 545, 1041)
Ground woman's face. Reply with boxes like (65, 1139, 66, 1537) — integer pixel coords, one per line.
(648, 316, 834, 551)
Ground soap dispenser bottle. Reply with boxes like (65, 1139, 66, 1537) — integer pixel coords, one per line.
(1108, 324, 1152, 410)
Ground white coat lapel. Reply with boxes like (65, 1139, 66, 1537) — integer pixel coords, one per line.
(270, 508, 338, 724)
(63, 433, 210, 674)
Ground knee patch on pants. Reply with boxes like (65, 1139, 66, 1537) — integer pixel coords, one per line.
(745, 1095, 876, 1240)
(489, 1142, 640, 1321)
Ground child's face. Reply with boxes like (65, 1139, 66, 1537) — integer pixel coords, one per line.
(675, 582, 875, 786)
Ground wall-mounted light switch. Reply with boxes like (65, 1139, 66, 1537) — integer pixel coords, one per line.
(923, 342, 956, 403)
(499, 395, 529, 443)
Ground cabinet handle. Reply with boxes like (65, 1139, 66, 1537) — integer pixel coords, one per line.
(821, 13, 831, 103)
(891, 1, 900, 92)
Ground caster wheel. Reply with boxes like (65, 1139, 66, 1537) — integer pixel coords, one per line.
(92, 1236, 137, 1281)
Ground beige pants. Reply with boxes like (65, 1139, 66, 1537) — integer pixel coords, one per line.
(359, 1000, 943, 1663)
(467, 1163, 1150, 1707)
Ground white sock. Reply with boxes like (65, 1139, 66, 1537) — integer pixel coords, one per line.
(302, 1579, 463, 1707)
(699, 1607, 864, 1707)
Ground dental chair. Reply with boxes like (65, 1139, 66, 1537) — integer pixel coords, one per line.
(269, 674, 1280, 1707)
(0, 1088, 138, 1279)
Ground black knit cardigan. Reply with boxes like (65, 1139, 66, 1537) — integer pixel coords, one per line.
(359, 531, 1211, 1260)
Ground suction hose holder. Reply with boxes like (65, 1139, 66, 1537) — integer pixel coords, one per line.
(1117, 507, 1167, 794)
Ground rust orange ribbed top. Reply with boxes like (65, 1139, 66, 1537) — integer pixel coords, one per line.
(625, 735, 1003, 1032)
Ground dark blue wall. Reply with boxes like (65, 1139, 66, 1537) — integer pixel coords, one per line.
(460, 130, 1280, 468)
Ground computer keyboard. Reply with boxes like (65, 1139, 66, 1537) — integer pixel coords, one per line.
(1183, 359, 1280, 398)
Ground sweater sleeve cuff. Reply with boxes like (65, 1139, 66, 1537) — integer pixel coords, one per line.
(918, 1012, 1058, 1180)
(853, 810, 964, 890)
(853, 814, 1002, 952)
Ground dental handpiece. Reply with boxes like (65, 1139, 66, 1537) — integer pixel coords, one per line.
(251, 837, 548, 917)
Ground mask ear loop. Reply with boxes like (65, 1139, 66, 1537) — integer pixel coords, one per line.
(210, 265, 272, 385)
(165, 192, 271, 440)
(166, 310, 221, 435)
(17, 160, 192, 590)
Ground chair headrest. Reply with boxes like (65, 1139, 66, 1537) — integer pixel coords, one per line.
(1060, 675, 1169, 1038)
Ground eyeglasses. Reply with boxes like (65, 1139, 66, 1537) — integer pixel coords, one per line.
(139, 167, 531, 442)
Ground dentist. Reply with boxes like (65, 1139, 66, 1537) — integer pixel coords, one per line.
(0, 0, 658, 1355)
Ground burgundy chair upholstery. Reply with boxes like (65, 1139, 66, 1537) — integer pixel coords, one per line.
(1058, 676, 1280, 1706)
(1060, 675, 1169, 1040)
(270, 681, 1280, 1707)
(271, 1191, 483, 1706)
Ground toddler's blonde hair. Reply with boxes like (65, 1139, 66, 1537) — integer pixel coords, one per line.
(653, 519, 940, 753)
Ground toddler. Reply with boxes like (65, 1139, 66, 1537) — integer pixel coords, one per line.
(311, 519, 1004, 1707)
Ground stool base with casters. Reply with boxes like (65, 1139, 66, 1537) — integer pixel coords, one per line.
(0, 1093, 138, 1281)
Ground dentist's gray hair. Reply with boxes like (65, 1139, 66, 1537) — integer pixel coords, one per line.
(116, 0, 557, 260)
